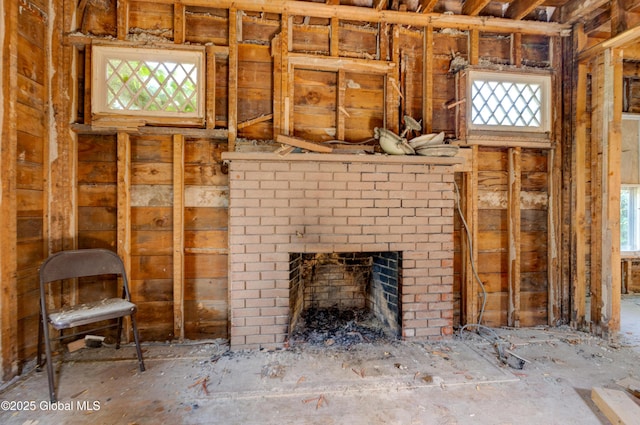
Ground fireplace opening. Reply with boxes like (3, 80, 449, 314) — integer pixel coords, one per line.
(288, 252, 402, 346)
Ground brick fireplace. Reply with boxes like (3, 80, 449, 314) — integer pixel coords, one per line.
(222, 152, 460, 350)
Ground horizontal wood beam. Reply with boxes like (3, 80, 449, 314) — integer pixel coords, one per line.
(151, 0, 570, 36)
(578, 25, 640, 61)
(288, 53, 395, 73)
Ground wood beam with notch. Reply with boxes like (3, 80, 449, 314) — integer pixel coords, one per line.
(506, 0, 546, 20)
(462, 0, 492, 16)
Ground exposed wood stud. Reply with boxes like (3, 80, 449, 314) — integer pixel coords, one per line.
(84, 46, 92, 126)
(205, 46, 216, 129)
(507, 147, 522, 328)
(1, 0, 19, 380)
(116, 0, 129, 41)
(388, 25, 401, 133)
(116, 132, 132, 341)
(463, 146, 479, 325)
(228, 8, 238, 150)
(469, 29, 480, 65)
(549, 35, 564, 326)
(330, 17, 339, 57)
(571, 23, 588, 328)
(173, 134, 185, 341)
(337, 69, 346, 140)
(423, 25, 433, 133)
(174, 3, 185, 44)
(272, 34, 283, 138)
(590, 53, 604, 333)
(602, 47, 623, 336)
(511, 33, 522, 67)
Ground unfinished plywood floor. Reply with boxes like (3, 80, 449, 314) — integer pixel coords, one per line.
(1, 299, 639, 424)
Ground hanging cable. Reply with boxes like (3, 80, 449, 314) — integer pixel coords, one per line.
(453, 179, 487, 325)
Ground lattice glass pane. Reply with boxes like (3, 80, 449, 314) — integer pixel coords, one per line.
(471, 78, 543, 129)
(104, 57, 198, 114)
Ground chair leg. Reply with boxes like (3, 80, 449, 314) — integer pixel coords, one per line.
(130, 314, 145, 372)
(36, 313, 43, 372)
(115, 317, 123, 350)
(41, 317, 57, 402)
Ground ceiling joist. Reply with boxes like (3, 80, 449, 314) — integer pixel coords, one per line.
(505, 0, 547, 21)
(161, 0, 570, 36)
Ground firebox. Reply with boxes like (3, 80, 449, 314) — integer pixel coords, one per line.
(223, 151, 459, 350)
(289, 252, 402, 343)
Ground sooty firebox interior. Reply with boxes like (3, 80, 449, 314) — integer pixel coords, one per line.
(289, 252, 402, 346)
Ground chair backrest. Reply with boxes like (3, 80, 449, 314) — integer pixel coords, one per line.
(39, 249, 130, 298)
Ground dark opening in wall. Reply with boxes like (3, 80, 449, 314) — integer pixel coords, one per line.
(289, 252, 402, 345)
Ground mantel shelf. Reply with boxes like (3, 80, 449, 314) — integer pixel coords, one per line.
(222, 151, 464, 166)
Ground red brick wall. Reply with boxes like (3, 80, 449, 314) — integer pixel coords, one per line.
(225, 153, 458, 350)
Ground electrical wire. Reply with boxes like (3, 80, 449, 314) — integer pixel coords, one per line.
(453, 179, 487, 325)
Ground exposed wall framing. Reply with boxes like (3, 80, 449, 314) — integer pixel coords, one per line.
(3, 0, 640, 381)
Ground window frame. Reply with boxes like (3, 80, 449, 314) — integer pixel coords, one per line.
(91, 44, 206, 126)
(466, 70, 552, 134)
(621, 184, 640, 254)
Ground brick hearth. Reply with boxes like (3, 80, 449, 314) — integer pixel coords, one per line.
(222, 152, 460, 350)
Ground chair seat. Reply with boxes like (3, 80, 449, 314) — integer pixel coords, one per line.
(48, 298, 137, 330)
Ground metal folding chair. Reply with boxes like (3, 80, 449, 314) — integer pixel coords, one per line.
(37, 249, 145, 402)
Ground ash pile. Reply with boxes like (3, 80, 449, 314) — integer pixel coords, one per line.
(290, 307, 392, 348)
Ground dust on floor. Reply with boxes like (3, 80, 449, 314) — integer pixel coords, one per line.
(1, 307, 639, 424)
